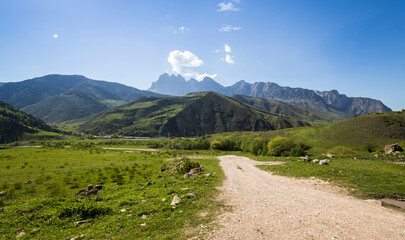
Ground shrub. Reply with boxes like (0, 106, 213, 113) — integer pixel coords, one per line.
(267, 137, 295, 156)
(364, 143, 378, 153)
(59, 201, 112, 219)
(327, 146, 357, 155)
(175, 158, 200, 174)
(210, 138, 240, 151)
(249, 137, 268, 156)
(210, 141, 222, 150)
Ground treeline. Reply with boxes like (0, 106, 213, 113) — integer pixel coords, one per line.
(75, 136, 309, 157)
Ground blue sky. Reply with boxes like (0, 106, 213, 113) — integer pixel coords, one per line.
(0, 0, 404, 110)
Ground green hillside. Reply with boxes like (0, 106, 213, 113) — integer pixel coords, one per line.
(231, 94, 347, 124)
(0, 101, 56, 143)
(0, 75, 166, 123)
(22, 83, 126, 123)
(216, 111, 405, 154)
(79, 92, 310, 137)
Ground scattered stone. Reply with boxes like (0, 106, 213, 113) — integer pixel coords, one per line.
(189, 167, 202, 175)
(0, 191, 6, 196)
(181, 188, 189, 191)
(75, 189, 87, 196)
(163, 184, 167, 188)
(120, 209, 127, 213)
(353, 157, 357, 160)
(319, 159, 330, 165)
(140, 223, 146, 227)
(74, 220, 88, 226)
(205, 173, 212, 177)
(86, 188, 98, 196)
(70, 235, 85, 240)
(312, 159, 320, 164)
(171, 195, 181, 206)
(299, 156, 311, 162)
(146, 181, 152, 187)
(326, 154, 335, 158)
(162, 198, 166, 201)
(87, 184, 94, 190)
(384, 143, 403, 154)
(184, 173, 192, 180)
(16, 231, 25, 238)
(141, 214, 147, 219)
(141, 199, 146, 202)
(95, 185, 103, 190)
(187, 193, 196, 197)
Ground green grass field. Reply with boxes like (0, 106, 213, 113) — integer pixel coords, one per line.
(253, 154, 405, 199)
(0, 146, 223, 239)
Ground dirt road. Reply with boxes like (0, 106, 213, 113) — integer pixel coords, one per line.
(208, 155, 405, 240)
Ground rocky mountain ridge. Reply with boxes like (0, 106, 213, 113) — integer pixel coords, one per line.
(148, 74, 391, 116)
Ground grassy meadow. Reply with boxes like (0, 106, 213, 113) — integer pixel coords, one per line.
(0, 145, 223, 239)
(253, 154, 405, 199)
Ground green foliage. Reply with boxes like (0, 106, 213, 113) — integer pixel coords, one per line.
(59, 201, 112, 219)
(364, 143, 378, 153)
(267, 137, 295, 156)
(210, 138, 240, 151)
(175, 157, 201, 174)
(248, 138, 268, 156)
(327, 146, 357, 155)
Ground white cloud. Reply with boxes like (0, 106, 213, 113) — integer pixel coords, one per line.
(224, 44, 232, 53)
(225, 54, 234, 64)
(168, 50, 203, 73)
(173, 26, 187, 34)
(215, 49, 220, 53)
(53, 34, 59, 39)
(231, 0, 241, 3)
(219, 25, 242, 32)
(196, 73, 218, 81)
(217, 2, 240, 12)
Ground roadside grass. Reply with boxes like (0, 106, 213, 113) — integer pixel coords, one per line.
(0, 146, 223, 239)
(254, 154, 405, 200)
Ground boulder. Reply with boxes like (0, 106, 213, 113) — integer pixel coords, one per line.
(299, 156, 311, 162)
(86, 188, 98, 196)
(171, 195, 181, 206)
(95, 185, 103, 190)
(75, 189, 87, 196)
(184, 173, 192, 179)
(0, 191, 6, 196)
(87, 184, 94, 190)
(189, 168, 202, 174)
(319, 159, 330, 165)
(187, 193, 196, 197)
(312, 159, 320, 164)
(384, 144, 403, 154)
(326, 154, 335, 158)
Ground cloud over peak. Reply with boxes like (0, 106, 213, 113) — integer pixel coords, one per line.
(168, 50, 217, 81)
(168, 50, 203, 73)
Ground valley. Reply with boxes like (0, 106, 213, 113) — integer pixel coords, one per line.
(0, 74, 404, 239)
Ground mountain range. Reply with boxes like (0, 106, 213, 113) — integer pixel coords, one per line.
(0, 75, 165, 123)
(148, 73, 391, 116)
(79, 92, 309, 137)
